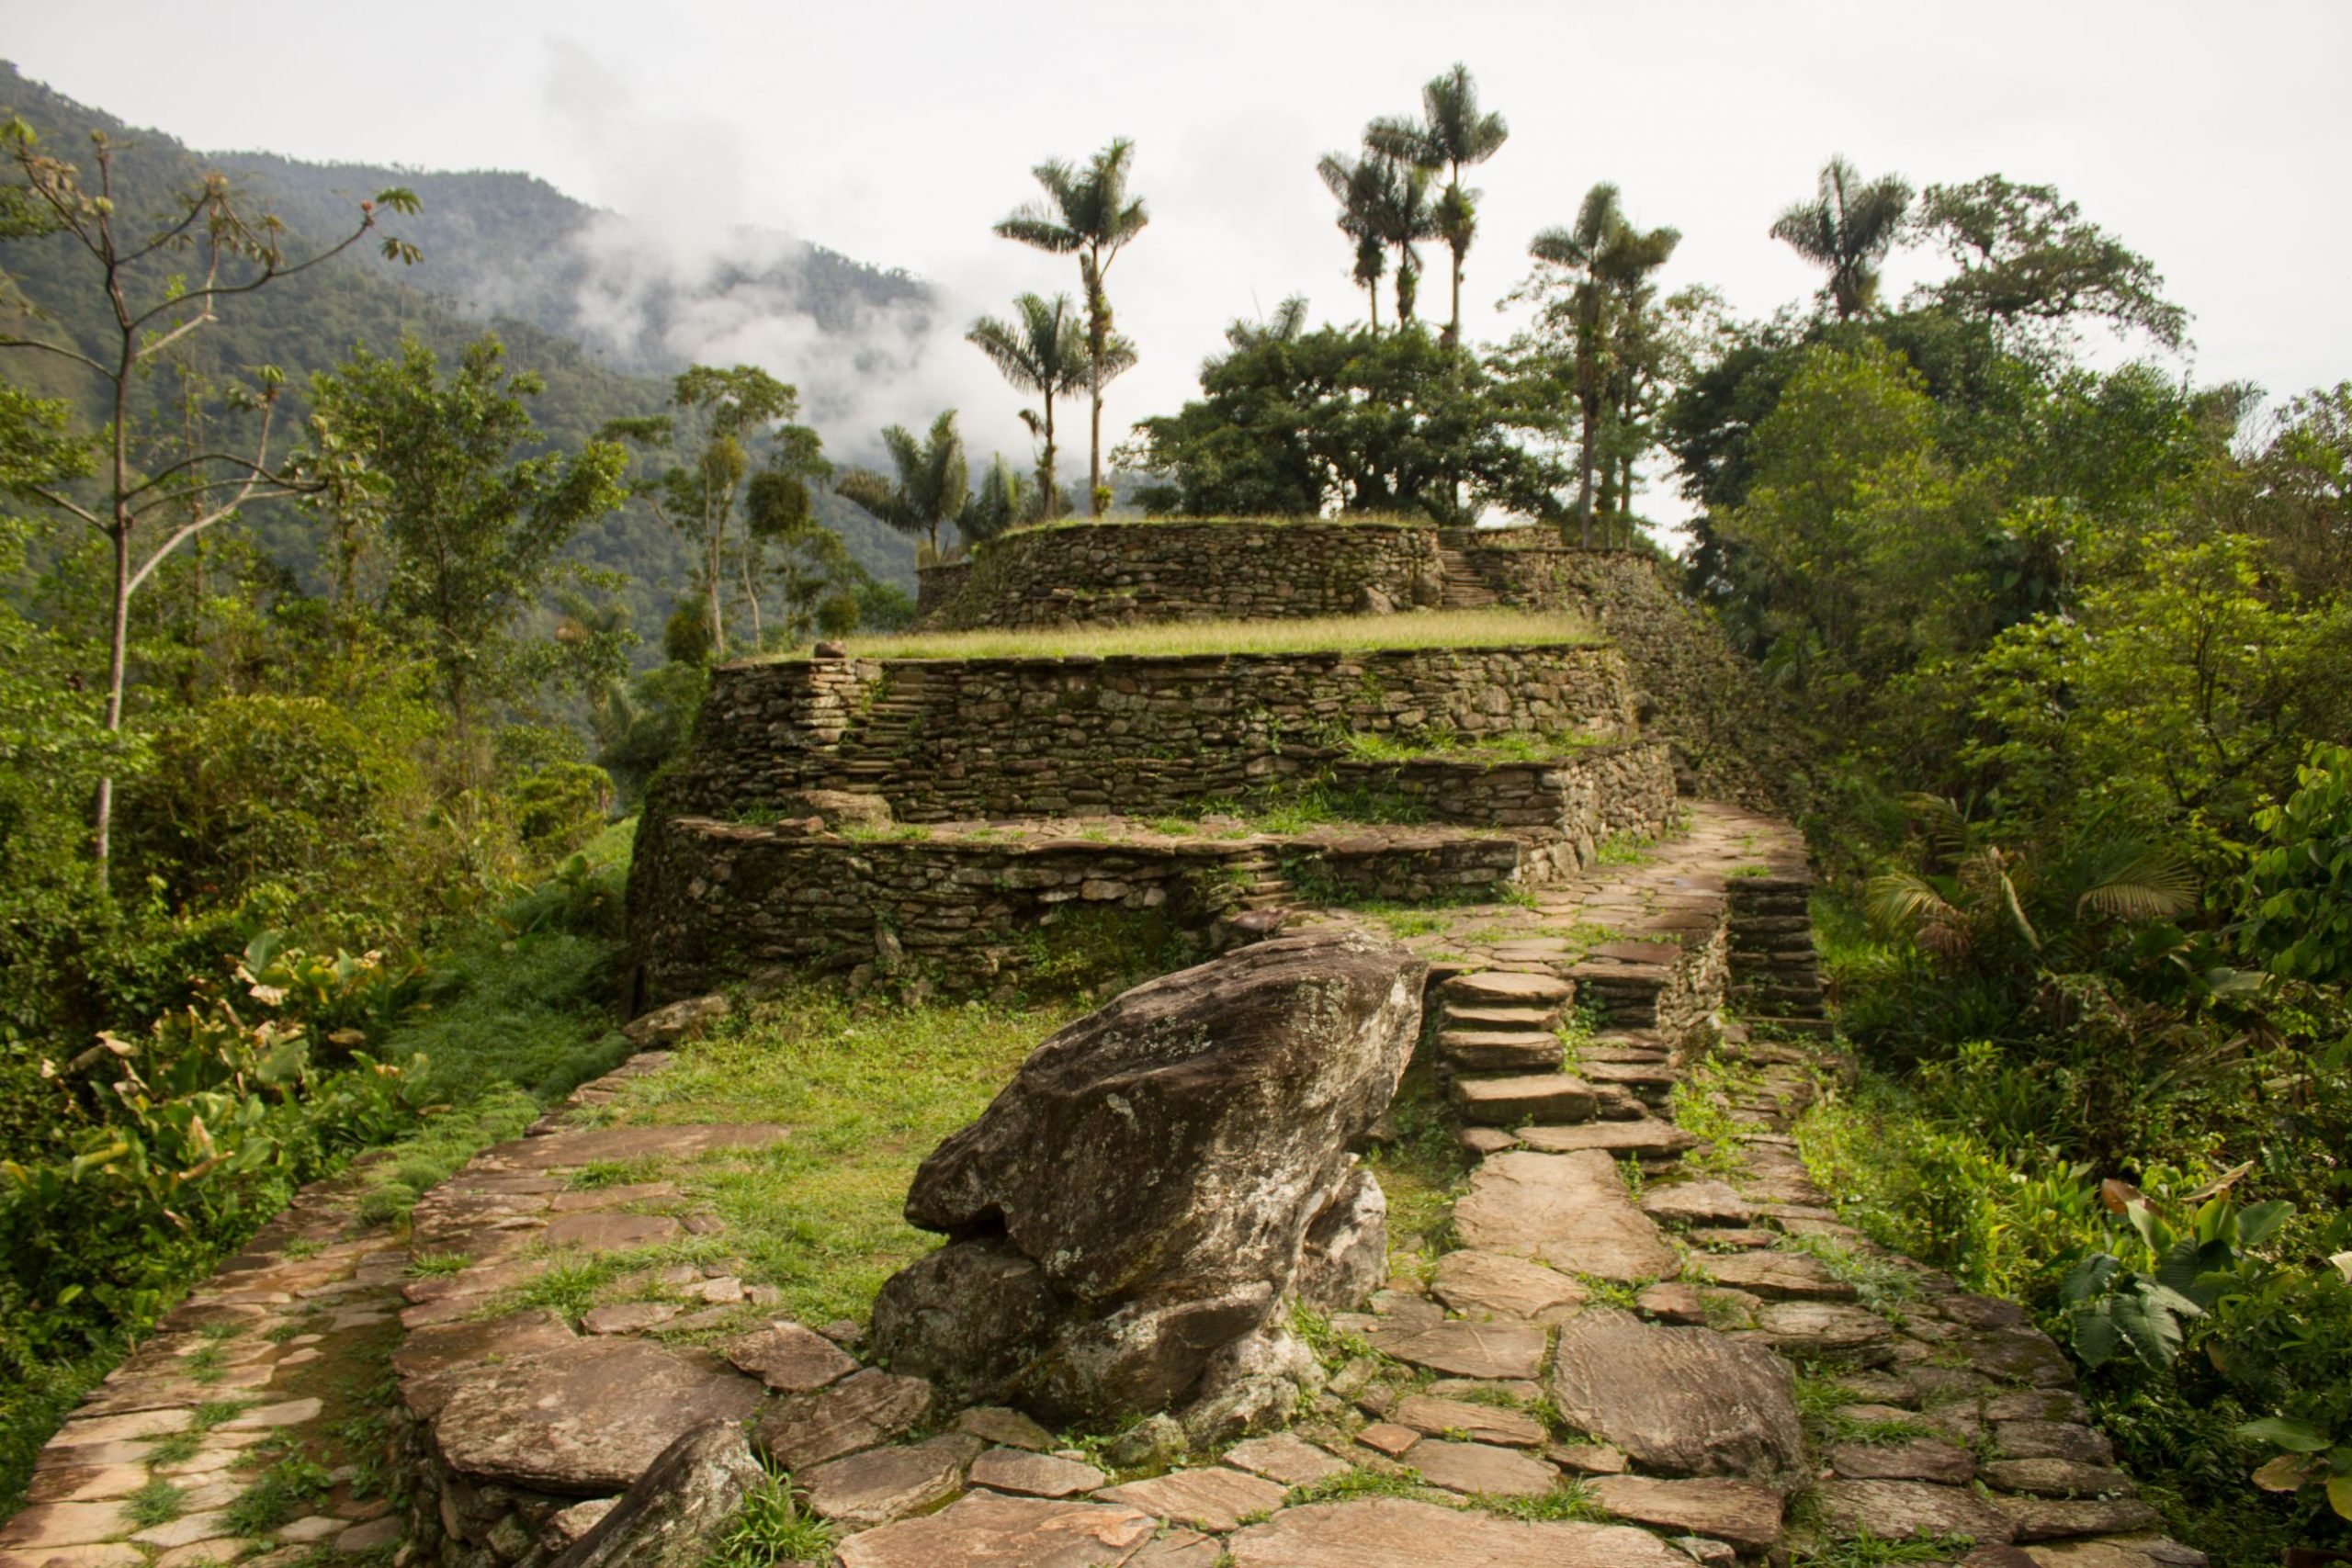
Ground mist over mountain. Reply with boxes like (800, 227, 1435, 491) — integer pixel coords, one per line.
(0, 61, 928, 628)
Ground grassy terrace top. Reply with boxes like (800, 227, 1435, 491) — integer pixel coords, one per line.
(765, 609, 1600, 663)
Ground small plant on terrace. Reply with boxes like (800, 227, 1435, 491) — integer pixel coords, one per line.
(711, 1465, 835, 1568)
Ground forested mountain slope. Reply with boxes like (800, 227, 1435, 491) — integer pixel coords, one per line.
(0, 62, 920, 626)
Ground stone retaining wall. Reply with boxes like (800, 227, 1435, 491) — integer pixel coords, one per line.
(1440, 536, 1808, 812)
(666, 644, 1637, 824)
(915, 521, 1443, 628)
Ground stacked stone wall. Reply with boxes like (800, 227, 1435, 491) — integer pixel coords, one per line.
(916, 521, 1443, 629)
(669, 645, 1638, 824)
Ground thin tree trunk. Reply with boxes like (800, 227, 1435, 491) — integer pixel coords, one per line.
(1368, 283, 1379, 333)
(739, 535, 763, 649)
(1449, 240, 1464, 344)
(706, 526, 726, 659)
(1041, 396, 1057, 519)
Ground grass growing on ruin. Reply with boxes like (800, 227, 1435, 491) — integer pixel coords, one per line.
(598, 988, 1086, 1326)
(783, 608, 1598, 662)
(1363, 1062, 1476, 1269)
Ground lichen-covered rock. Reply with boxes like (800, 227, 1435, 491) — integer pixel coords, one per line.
(870, 931, 1423, 1426)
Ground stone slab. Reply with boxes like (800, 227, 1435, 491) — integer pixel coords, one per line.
(754, 1368, 935, 1472)
(1445, 972, 1574, 1006)
(1639, 1182, 1756, 1227)
(430, 1339, 763, 1493)
(802, 1435, 984, 1529)
(1227, 1497, 1694, 1568)
(1986, 1497, 2163, 1541)
(1096, 1468, 1289, 1533)
(1549, 1309, 1804, 1477)
(1366, 1319, 1549, 1380)
(967, 1448, 1108, 1499)
(955, 1406, 1057, 1451)
(1223, 1432, 1350, 1487)
(832, 1493, 1155, 1568)
(1391, 1394, 1546, 1448)
(724, 1321, 859, 1393)
(1453, 1151, 1678, 1281)
(1588, 1476, 1786, 1551)
(1517, 1121, 1697, 1158)
(1828, 1439, 1977, 1483)
(1430, 1249, 1588, 1325)
(1404, 1438, 1557, 1497)
(1700, 1250, 1858, 1301)
(1815, 1479, 2018, 1544)
(1451, 1075, 1599, 1126)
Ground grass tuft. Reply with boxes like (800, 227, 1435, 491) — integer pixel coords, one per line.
(786, 609, 1599, 663)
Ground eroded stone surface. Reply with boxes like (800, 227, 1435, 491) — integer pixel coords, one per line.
(1367, 1319, 1548, 1380)
(1587, 1475, 1786, 1551)
(831, 1494, 1154, 1568)
(1453, 1151, 1677, 1281)
(1828, 1440, 1977, 1483)
(1223, 1432, 1349, 1487)
(1814, 1479, 2018, 1544)
(1226, 1497, 1694, 1568)
(434, 1340, 762, 1493)
(1548, 1310, 1804, 1477)
(1391, 1394, 1546, 1448)
(1430, 1249, 1588, 1323)
(1985, 1496, 2162, 1541)
(723, 1322, 858, 1393)
(1701, 1250, 1857, 1301)
(1404, 1438, 1557, 1497)
(1639, 1181, 1756, 1227)
(800, 1435, 982, 1529)
(966, 1448, 1107, 1499)
(752, 1369, 934, 1472)
(1095, 1468, 1289, 1533)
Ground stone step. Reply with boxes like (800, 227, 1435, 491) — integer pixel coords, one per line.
(1443, 971, 1574, 1007)
(1439, 1032, 1563, 1073)
(1516, 1118, 1697, 1158)
(1449, 1073, 1598, 1126)
(1439, 1004, 1561, 1032)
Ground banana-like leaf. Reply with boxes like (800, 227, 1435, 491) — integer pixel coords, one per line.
(2076, 848, 2199, 924)
(2241, 1416, 2332, 1453)
(2253, 1452, 2322, 1491)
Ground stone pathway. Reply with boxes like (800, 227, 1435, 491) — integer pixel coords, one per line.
(1, 1174, 414, 1568)
(6, 802, 2210, 1568)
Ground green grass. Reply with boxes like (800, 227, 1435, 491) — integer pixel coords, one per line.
(1288, 1468, 1433, 1506)
(122, 1478, 187, 1529)
(223, 1455, 334, 1536)
(1666, 1052, 1758, 1178)
(709, 1466, 835, 1567)
(1793, 1528, 1980, 1568)
(595, 988, 1087, 1326)
(1792, 1371, 1936, 1445)
(1473, 1480, 1611, 1522)
(1359, 1064, 1476, 1266)
(1777, 1234, 1919, 1321)
(1337, 727, 1616, 766)
(144, 1429, 203, 1466)
(786, 608, 1599, 663)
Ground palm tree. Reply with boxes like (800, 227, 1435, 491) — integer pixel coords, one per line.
(957, 454, 1035, 547)
(835, 410, 970, 560)
(1373, 159, 1441, 328)
(1770, 154, 1913, 319)
(1367, 63, 1509, 344)
(967, 293, 1090, 520)
(1316, 152, 1391, 330)
(995, 140, 1150, 515)
(1531, 184, 1625, 546)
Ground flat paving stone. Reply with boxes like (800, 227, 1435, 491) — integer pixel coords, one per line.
(801, 1435, 982, 1529)
(1588, 1475, 1786, 1551)
(0, 1505, 130, 1551)
(1829, 1439, 1978, 1483)
(128, 1514, 236, 1551)
(832, 1493, 1155, 1568)
(1752, 1299, 1894, 1355)
(1443, 1005, 1563, 1031)
(1391, 1393, 1547, 1448)
(1978, 1459, 2133, 1497)
(22, 1466, 147, 1506)
(0, 1544, 146, 1568)
(1549, 1309, 1804, 1477)
(334, 1517, 403, 1554)
(494, 1123, 788, 1170)
(1430, 1249, 1587, 1324)
(50, 1410, 193, 1447)
(1226, 1496, 1694, 1568)
(1517, 1121, 1697, 1158)
(1356, 1422, 1419, 1457)
(723, 1321, 859, 1393)
(1096, 1468, 1289, 1533)
(1639, 1181, 1756, 1227)
(753, 1368, 935, 1471)
(1991, 1422, 2113, 1464)
(1223, 1432, 1350, 1487)
(432, 1339, 763, 1492)
(1985, 1496, 2162, 1540)
(540, 1213, 682, 1252)
(1444, 972, 1575, 1006)
(967, 1448, 1107, 1498)
(1403, 1438, 1557, 1497)
(1453, 1150, 1678, 1281)
(1814, 1479, 2018, 1544)
(1452, 1074, 1599, 1125)
(1442, 1032, 1564, 1072)
(1701, 1250, 1858, 1301)
(582, 1301, 682, 1335)
(1367, 1318, 1549, 1380)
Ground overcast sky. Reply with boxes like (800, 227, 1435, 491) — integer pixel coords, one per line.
(6, 0, 2347, 517)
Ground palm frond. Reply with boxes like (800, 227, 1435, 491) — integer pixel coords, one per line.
(2076, 850, 2199, 924)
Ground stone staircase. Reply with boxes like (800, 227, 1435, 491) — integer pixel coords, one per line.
(1726, 874, 1831, 1038)
(833, 667, 930, 796)
(1433, 545, 1500, 610)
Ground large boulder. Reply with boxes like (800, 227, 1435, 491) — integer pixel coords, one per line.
(872, 931, 1423, 1429)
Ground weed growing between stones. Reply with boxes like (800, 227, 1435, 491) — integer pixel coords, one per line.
(1792, 1526, 1977, 1568)
(121, 1478, 186, 1528)
(1287, 1467, 1433, 1506)
(1667, 1053, 1758, 1178)
(709, 1464, 835, 1568)
(1474, 1478, 1611, 1523)
(1792, 1371, 1936, 1446)
(143, 1429, 203, 1465)
(1359, 1064, 1476, 1265)
(1575, 1276, 1644, 1310)
(223, 1453, 334, 1536)
(1776, 1234, 1919, 1322)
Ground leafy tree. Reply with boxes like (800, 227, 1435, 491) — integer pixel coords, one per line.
(0, 119, 419, 871)
(307, 334, 628, 755)
(1366, 64, 1509, 344)
(835, 411, 970, 559)
(1770, 154, 1913, 319)
(1528, 184, 1680, 545)
(1130, 320, 1558, 524)
(967, 293, 1116, 521)
(957, 454, 1035, 547)
(994, 141, 1148, 515)
(1912, 175, 2188, 354)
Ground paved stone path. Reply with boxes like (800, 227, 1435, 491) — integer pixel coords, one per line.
(5, 803, 2211, 1568)
(1, 1174, 413, 1568)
